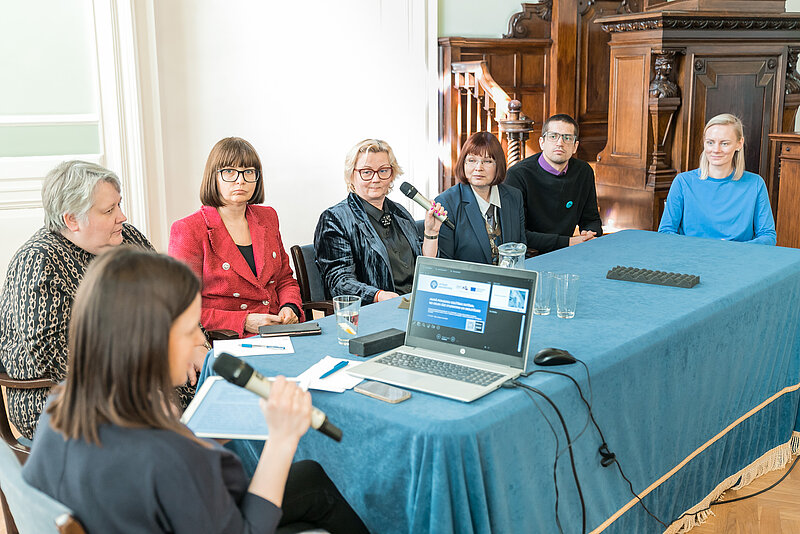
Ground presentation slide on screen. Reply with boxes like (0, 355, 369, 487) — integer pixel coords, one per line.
(490, 285, 529, 313)
(414, 274, 490, 332)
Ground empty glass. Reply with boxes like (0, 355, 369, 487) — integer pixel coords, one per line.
(533, 271, 555, 315)
(555, 274, 580, 319)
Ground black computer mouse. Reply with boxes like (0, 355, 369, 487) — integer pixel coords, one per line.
(533, 347, 577, 366)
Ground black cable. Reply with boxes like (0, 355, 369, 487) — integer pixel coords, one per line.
(524, 363, 667, 529)
(512, 379, 586, 534)
(528, 359, 800, 530)
(512, 383, 565, 534)
(671, 453, 800, 524)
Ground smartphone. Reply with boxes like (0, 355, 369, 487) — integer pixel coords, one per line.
(259, 322, 321, 337)
(354, 381, 411, 403)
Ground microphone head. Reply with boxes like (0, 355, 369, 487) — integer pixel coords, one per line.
(213, 352, 254, 387)
(399, 182, 417, 199)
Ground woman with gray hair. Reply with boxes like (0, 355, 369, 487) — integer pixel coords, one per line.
(314, 139, 446, 304)
(0, 160, 155, 441)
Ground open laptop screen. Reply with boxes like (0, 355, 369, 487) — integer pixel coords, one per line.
(405, 257, 537, 369)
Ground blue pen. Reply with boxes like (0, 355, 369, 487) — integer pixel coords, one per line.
(240, 343, 285, 349)
(319, 361, 349, 379)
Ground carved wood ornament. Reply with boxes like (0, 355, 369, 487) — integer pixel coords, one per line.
(647, 49, 684, 190)
(503, 1, 553, 38)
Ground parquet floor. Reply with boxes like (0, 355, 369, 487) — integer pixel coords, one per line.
(685, 457, 800, 534)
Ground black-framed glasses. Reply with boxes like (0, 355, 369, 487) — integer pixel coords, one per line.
(541, 132, 577, 144)
(356, 166, 393, 181)
(218, 168, 259, 183)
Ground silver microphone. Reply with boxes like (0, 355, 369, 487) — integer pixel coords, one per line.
(399, 182, 455, 230)
(213, 352, 342, 441)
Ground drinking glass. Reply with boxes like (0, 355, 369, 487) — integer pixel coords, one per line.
(533, 271, 555, 315)
(555, 274, 580, 319)
(333, 295, 360, 345)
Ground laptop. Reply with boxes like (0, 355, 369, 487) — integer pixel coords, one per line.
(349, 257, 537, 402)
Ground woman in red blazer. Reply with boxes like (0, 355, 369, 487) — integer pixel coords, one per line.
(169, 137, 303, 336)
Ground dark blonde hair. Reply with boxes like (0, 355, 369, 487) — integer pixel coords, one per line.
(48, 247, 201, 445)
(200, 137, 265, 207)
(699, 114, 745, 181)
(454, 132, 507, 186)
(343, 139, 403, 193)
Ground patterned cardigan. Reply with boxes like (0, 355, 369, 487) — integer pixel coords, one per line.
(313, 193, 422, 304)
(0, 225, 194, 439)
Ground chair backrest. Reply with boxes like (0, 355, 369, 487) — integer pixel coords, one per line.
(0, 372, 56, 459)
(0, 442, 86, 534)
(291, 244, 327, 303)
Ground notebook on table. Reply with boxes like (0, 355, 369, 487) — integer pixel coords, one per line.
(348, 257, 537, 402)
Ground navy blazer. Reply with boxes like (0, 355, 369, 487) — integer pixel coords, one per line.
(435, 183, 526, 264)
(314, 193, 422, 303)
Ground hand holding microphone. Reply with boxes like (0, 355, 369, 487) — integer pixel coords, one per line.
(259, 376, 312, 445)
(399, 182, 454, 230)
(214, 353, 343, 441)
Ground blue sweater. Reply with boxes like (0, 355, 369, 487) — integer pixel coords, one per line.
(658, 169, 776, 245)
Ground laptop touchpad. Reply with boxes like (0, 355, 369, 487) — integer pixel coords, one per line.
(375, 368, 427, 385)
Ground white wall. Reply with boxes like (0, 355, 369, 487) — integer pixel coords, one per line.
(143, 0, 439, 252)
(438, 0, 521, 37)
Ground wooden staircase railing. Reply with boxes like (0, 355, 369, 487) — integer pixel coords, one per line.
(441, 60, 533, 191)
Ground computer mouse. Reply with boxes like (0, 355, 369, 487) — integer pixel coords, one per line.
(533, 347, 577, 366)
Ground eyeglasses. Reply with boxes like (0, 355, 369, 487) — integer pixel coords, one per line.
(355, 166, 393, 181)
(465, 156, 496, 167)
(218, 168, 259, 183)
(541, 132, 577, 144)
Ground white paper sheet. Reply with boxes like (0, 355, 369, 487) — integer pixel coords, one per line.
(213, 336, 294, 357)
(297, 356, 363, 393)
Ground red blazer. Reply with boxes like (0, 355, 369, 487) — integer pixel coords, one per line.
(168, 205, 303, 335)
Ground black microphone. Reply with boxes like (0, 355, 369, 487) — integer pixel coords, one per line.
(399, 182, 455, 230)
(213, 352, 342, 442)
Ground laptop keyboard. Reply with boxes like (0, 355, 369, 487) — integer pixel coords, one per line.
(378, 352, 504, 386)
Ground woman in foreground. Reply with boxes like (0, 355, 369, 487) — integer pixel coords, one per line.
(22, 247, 367, 533)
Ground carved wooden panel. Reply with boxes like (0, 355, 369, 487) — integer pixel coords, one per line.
(771, 134, 800, 248)
(611, 56, 647, 159)
(577, 0, 632, 160)
(690, 58, 777, 180)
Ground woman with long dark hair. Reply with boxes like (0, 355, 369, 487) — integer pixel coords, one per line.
(22, 247, 367, 533)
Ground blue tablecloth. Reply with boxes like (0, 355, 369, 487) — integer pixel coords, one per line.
(200, 230, 800, 533)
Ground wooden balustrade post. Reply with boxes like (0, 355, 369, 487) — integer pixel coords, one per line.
(499, 100, 534, 167)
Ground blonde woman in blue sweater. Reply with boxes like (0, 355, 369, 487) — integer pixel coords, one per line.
(658, 114, 776, 245)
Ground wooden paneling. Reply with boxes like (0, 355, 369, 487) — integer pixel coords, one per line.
(771, 133, 800, 248)
(439, 0, 637, 190)
(691, 58, 776, 180)
(611, 56, 647, 158)
(594, 9, 800, 230)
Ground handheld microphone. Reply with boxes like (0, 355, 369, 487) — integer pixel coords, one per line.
(399, 182, 455, 230)
(213, 352, 342, 442)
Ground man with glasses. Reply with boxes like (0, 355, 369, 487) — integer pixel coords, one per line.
(506, 114, 603, 253)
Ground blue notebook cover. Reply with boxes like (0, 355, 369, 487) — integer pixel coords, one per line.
(180, 376, 269, 440)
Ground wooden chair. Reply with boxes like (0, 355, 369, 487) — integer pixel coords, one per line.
(290, 245, 334, 318)
(0, 371, 55, 460)
(0, 440, 86, 534)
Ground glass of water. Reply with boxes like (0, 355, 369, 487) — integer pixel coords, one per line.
(555, 274, 580, 319)
(333, 295, 360, 346)
(533, 271, 555, 315)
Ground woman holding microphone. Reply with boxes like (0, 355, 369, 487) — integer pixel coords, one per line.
(22, 247, 367, 533)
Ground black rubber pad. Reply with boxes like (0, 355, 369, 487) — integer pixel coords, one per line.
(606, 266, 699, 288)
